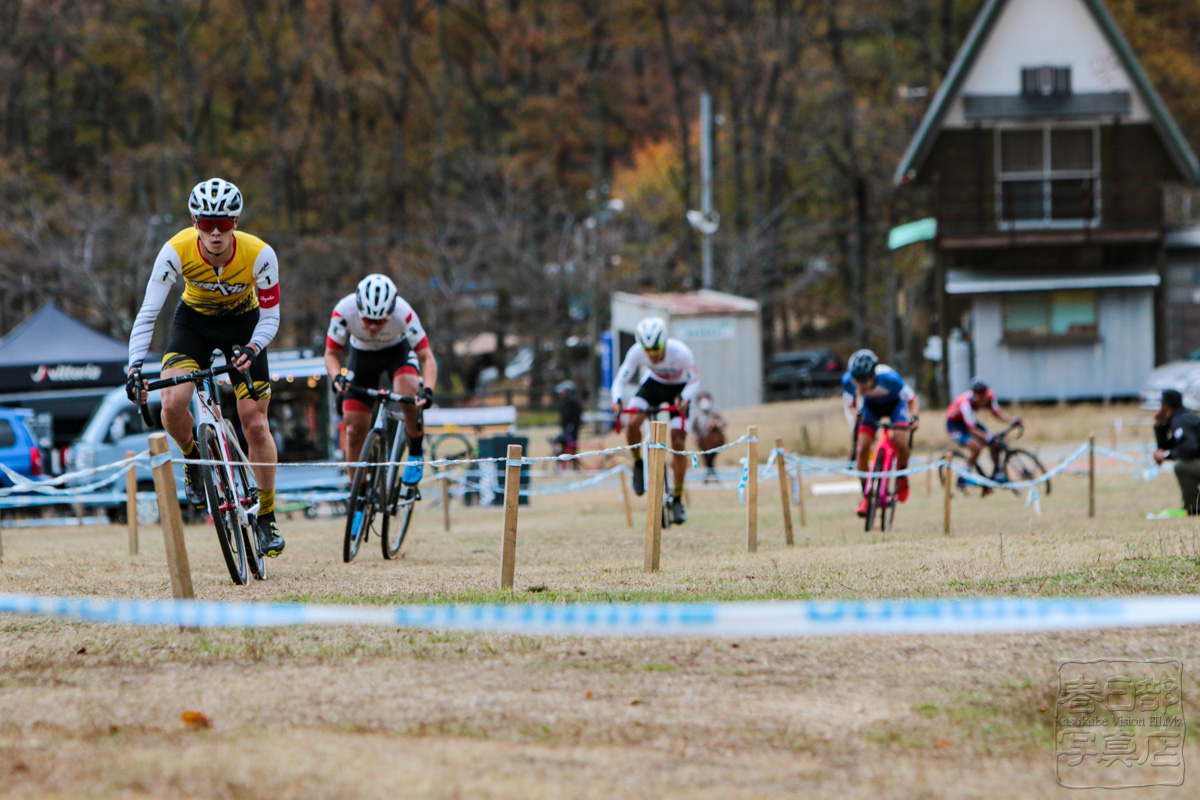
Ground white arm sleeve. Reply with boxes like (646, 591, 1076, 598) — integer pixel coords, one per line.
(680, 362, 701, 404)
(610, 347, 643, 407)
(127, 243, 180, 369)
(248, 245, 281, 353)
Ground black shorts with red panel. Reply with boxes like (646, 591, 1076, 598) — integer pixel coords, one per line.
(342, 342, 420, 414)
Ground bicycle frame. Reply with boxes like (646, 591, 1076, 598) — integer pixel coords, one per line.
(194, 374, 260, 531)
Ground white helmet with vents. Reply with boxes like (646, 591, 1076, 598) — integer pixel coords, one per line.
(188, 177, 243, 217)
(635, 317, 668, 351)
(356, 274, 399, 319)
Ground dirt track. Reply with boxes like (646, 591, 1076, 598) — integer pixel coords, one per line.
(2, 451, 1200, 798)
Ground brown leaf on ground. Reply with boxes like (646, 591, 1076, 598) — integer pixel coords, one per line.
(181, 711, 211, 729)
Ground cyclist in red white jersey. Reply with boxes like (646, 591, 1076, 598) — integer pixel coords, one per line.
(945, 377, 1022, 487)
(610, 317, 700, 524)
(324, 274, 437, 484)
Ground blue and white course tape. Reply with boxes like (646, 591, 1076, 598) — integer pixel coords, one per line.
(3, 593, 1200, 637)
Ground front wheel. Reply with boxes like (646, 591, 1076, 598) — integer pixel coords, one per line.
(200, 425, 247, 585)
(1003, 449, 1049, 495)
(344, 429, 383, 562)
(865, 449, 884, 532)
(382, 433, 412, 559)
(224, 419, 264, 581)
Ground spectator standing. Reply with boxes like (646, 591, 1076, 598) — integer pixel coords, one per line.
(689, 391, 726, 482)
(556, 380, 583, 460)
(1153, 389, 1200, 515)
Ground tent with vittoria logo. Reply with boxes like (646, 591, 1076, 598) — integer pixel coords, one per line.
(0, 303, 131, 447)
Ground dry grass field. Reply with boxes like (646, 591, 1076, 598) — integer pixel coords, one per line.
(1, 400, 1198, 799)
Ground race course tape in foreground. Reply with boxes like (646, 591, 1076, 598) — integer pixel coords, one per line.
(3, 593, 1200, 637)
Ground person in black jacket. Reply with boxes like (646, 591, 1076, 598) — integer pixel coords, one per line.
(554, 380, 584, 466)
(1153, 389, 1200, 514)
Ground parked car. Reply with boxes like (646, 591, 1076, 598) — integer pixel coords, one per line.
(766, 349, 844, 398)
(0, 407, 46, 487)
(1140, 348, 1200, 410)
(65, 387, 186, 523)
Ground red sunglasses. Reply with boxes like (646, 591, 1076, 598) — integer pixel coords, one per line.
(193, 216, 237, 233)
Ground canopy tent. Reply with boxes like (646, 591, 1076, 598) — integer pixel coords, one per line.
(0, 303, 129, 393)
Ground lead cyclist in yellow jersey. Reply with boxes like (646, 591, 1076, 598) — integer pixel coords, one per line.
(126, 177, 285, 557)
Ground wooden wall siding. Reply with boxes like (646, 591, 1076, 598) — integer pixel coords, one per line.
(922, 123, 1172, 236)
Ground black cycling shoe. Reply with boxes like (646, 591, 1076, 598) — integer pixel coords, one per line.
(632, 463, 645, 496)
(670, 496, 687, 525)
(257, 518, 285, 557)
(182, 462, 204, 505)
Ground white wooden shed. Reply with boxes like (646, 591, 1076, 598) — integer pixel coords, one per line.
(609, 290, 762, 410)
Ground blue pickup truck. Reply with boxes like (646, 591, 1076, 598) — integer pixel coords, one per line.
(0, 407, 46, 487)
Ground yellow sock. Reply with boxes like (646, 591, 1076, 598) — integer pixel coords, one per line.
(673, 485, 683, 500)
(259, 488, 275, 516)
(181, 438, 199, 458)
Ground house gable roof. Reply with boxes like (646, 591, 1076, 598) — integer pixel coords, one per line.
(894, 0, 1200, 186)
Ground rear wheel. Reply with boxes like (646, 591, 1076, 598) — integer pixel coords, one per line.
(865, 449, 884, 532)
(661, 468, 672, 530)
(344, 429, 383, 563)
(200, 425, 247, 585)
(1003, 448, 1049, 494)
(382, 433, 412, 559)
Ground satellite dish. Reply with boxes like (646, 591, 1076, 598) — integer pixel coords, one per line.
(686, 209, 721, 235)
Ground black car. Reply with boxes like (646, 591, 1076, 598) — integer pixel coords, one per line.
(766, 349, 844, 398)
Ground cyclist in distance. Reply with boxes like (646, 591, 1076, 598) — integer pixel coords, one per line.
(945, 377, 1022, 489)
(843, 348, 919, 516)
(610, 317, 700, 524)
(125, 177, 286, 557)
(324, 274, 437, 485)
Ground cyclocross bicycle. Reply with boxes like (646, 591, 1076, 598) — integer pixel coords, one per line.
(132, 346, 266, 585)
(859, 420, 912, 533)
(937, 422, 1049, 497)
(617, 404, 681, 531)
(342, 385, 421, 562)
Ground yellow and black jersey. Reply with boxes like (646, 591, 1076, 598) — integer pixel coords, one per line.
(127, 228, 281, 369)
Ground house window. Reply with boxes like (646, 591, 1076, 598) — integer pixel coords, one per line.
(996, 126, 1099, 227)
(1021, 66, 1071, 97)
(1003, 290, 1099, 341)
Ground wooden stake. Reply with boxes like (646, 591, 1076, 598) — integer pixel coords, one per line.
(943, 450, 953, 536)
(126, 450, 139, 555)
(925, 456, 933, 496)
(441, 475, 451, 533)
(775, 438, 794, 545)
(747, 426, 759, 552)
(795, 460, 807, 527)
(644, 421, 667, 573)
(499, 444, 522, 589)
(619, 466, 634, 529)
(149, 434, 193, 599)
(1088, 433, 1096, 519)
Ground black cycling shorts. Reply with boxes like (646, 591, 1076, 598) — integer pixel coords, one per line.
(632, 379, 688, 419)
(163, 302, 271, 400)
(342, 342, 419, 413)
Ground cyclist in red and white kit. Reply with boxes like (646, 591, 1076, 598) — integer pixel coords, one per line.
(945, 377, 1021, 488)
(610, 317, 700, 524)
(324, 274, 437, 485)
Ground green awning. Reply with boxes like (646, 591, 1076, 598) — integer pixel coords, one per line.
(888, 218, 938, 250)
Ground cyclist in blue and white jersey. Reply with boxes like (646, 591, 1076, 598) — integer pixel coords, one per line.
(610, 317, 700, 524)
(842, 349, 920, 516)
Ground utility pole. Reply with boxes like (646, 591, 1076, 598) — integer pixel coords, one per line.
(700, 91, 713, 289)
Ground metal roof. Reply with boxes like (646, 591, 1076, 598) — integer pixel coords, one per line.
(894, 0, 1200, 186)
(946, 267, 1160, 294)
(612, 290, 759, 316)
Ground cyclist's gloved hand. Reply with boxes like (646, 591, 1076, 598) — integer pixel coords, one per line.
(232, 344, 257, 372)
(332, 374, 349, 395)
(1014, 417, 1024, 426)
(126, 368, 144, 404)
(418, 386, 434, 408)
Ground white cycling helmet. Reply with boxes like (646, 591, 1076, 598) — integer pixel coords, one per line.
(356, 274, 399, 319)
(635, 317, 667, 351)
(188, 177, 243, 217)
(848, 348, 878, 380)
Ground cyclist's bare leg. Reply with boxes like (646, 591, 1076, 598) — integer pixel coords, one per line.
(670, 426, 688, 489)
(625, 412, 648, 448)
(236, 395, 277, 494)
(158, 369, 197, 449)
(894, 426, 911, 470)
(854, 429, 875, 473)
(964, 435, 985, 469)
(343, 409, 372, 477)
(395, 372, 423, 442)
